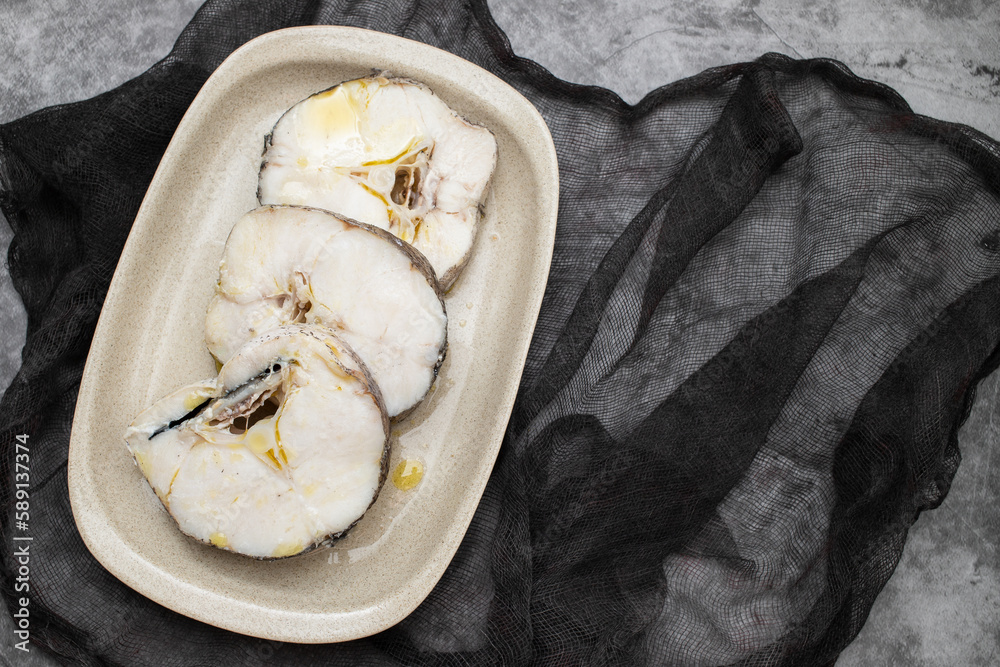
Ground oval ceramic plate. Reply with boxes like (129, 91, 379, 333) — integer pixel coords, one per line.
(67, 26, 557, 643)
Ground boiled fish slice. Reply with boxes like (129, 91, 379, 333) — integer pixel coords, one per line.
(205, 205, 447, 418)
(124, 324, 390, 560)
(258, 75, 498, 288)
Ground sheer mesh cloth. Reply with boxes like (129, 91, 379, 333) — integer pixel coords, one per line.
(2, 0, 999, 665)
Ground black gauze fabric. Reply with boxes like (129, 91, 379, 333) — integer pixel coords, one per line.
(2, 0, 1000, 665)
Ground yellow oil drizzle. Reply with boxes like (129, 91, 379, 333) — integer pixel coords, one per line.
(183, 392, 205, 411)
(359, 136, 424, 167)
(209, 532, 229, 548)
(305, 86, 361, 142)
(353, 179, 396, 224)
(246, 424, 286, 472)
(246, 430, 270, 455)
(392, 459, 424, 491)
(264, 449, 281, 469)
(168, 468, 180, 493)
(133, 450, 152, 478)
(272, 541, 303, 558)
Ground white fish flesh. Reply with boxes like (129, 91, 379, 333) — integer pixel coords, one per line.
(257, 75, 498, 288)
(205, 205, 447, 418)
(124, 324, 389, 559)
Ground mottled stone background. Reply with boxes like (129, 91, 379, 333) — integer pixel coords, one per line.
(1, 0, 997, 665)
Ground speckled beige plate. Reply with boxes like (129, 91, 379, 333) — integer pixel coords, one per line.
(67, 26, 557, 643)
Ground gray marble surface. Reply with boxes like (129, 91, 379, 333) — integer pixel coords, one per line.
(1, 0, 998, 664)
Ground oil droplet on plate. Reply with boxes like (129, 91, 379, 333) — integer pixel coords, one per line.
(392, 459, 424, 491)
